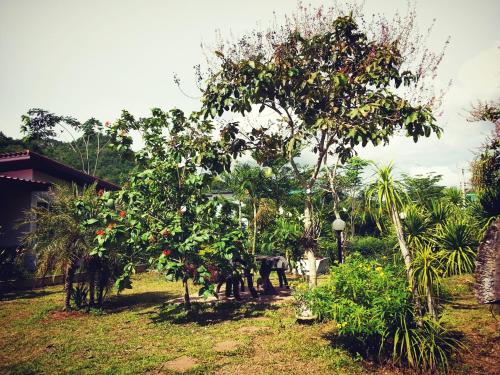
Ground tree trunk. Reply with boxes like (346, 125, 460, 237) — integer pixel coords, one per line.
(96, 262, 109, 308)
(304, 200, 317, 287)
(64, 259, 77, 311)
(252, 200, 257, 255)
(238, 200, 242, 229)
(88, 272, 95, 307)
(87, 257, 97, 307)
(183, 278, 191, 310)
(390, 206, 422, 317)
(426, 278, 437, 319)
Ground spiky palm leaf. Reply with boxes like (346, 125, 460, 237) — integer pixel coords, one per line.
(23, 184, 92, 277)
(365, 163, 407, 231)
(403, 205, 432, 249)
(436, 219, 478, 276)
(428, 200, 449, 228)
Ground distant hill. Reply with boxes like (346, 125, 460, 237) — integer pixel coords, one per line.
(0, 132, 135, 185)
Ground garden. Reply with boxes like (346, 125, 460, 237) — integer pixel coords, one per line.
(0, 3, 499, 375)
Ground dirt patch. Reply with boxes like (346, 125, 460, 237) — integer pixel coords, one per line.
(236, 326, 270, 334)
(49, 311, 86, 320)
(162, 356, 198, 373)
(458, 332, 500, 374)
(214, 340, 240, 353)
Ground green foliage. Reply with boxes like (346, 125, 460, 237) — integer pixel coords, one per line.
(403, 205, 432, 248)
(402, 173, 444, 208)
(428, 200, 450, 228)
(435, 219, 478, 276)
(442, 187, 464, 206)
(412, 246, 442, 300)
(0, 131, 135, 185)
(106, 108, 243, 305)
(71, 283, 89, 309)
(366, 163, 407, 229)
(471, 136, 499, 218)
(23, 184, 94, 278)
(347, 236, 395, 257)
(203, 16, 440, 164)
(297, 255, 463, 371)
(267, 215, 303, 261)
(298, 255, 411, 346)
(393, 316, 463, 373)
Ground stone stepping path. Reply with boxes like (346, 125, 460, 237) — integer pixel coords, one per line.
(214, 340, 240, 353)
(163, 356, 198, 373)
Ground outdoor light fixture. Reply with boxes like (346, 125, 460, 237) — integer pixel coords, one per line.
(332, 218, 346, 264)
(332, 218, 346, 232)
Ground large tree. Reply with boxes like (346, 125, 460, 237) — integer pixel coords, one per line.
(201, 13, 442, 285)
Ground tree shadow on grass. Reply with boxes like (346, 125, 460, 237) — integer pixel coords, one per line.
(145, 300, 279, 326)
(0, 289, 58, 302)
(104, 291, 176, 313)
(448, 302, 482, 310)
(321, 331, 383, 363)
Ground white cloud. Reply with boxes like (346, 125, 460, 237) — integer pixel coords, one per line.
(443, 42, 500, 110)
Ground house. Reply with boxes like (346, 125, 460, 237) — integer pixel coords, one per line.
(0, 150, 120, 269)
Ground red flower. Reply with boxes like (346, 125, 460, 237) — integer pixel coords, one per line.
(119, 210, 126, 218)
(96, 229, 105, 236)
(107, 223, 115, 230)
(97, 189, 104, 196)
(162, 249, 171, 256)
(104, 121, 110, 127)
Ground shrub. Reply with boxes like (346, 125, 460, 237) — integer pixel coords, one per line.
(298, 255, 411, 354)
(297, 255, 463, 372)
(393, 316, 464, 373)
(347, 236, 396, 257)
(436, 219, 478, 276)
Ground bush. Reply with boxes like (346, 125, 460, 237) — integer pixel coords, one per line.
(347, 236, 396, 257)
(298, 255, 411, 354)
(296, 255, 463, 372)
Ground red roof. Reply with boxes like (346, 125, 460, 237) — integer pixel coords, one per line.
(0, 150, 120, 190)
(0, 174, 51, 189)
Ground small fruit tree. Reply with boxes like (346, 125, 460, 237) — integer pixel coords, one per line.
(107, 108, 243, 309)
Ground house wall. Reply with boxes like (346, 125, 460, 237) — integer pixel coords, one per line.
(0, 185, 33, 249)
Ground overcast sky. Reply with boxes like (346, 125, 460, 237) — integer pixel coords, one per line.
(1, 0, 499, 186)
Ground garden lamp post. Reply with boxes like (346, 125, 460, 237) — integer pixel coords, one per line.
(332, 218, 346, 263)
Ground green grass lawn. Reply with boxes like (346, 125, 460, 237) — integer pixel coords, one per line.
(0, 273, 498, 374)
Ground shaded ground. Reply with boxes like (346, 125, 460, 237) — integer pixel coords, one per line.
(0, 272, 497, 374)
(440, 275, 499, 375)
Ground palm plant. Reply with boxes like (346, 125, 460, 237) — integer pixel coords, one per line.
(393, 316, 464, 373)
(412, 246, 441, 318)
(428, 200, 449, 228)
(435, 219, 478, 276)
(23, 184, 93, 310)
(366, 164, 413, 280)
(442, 187, 464, 206)
(366, 163, 428, 317)
(403, 205, 432, 249)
